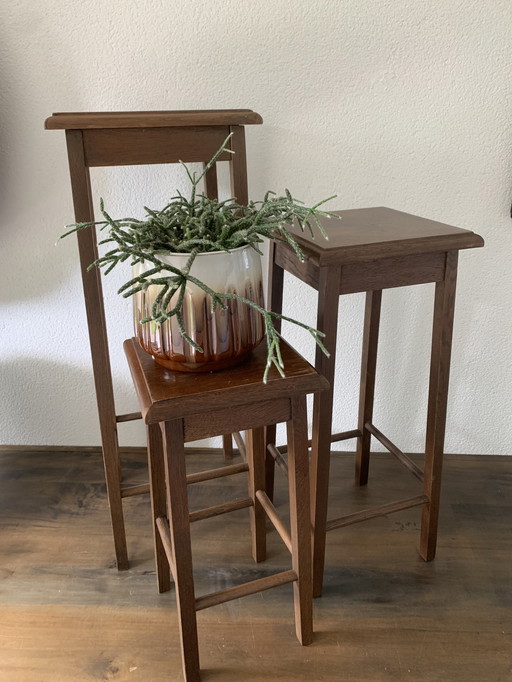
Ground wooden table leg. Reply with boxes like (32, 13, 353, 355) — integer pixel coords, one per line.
(162, 420, 200, 682)
(222, 434, 234, 460)
(287, 395, 313, 646)
(310, 265, 341, 598)
(147, 424, 172, 593)
(265, 244, 285, 501)
(420, 251, 458, 561)
(246, 428, 267, 562)
(355, 290, 382, 486)
(66, 130, 129, 571)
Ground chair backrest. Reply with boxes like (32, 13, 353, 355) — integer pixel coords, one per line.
(45, 109, 263, 568)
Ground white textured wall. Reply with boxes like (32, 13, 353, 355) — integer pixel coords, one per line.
(1, 0, 511, 454)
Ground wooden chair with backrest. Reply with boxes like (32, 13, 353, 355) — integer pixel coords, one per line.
(44, 109, 263, 569)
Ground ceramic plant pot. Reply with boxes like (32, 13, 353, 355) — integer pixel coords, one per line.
(133, 245, 265, 372)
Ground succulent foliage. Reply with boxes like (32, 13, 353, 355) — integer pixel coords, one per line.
(62, 135, 336, 381)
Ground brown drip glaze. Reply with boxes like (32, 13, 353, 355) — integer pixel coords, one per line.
(135, 279, 265, 373)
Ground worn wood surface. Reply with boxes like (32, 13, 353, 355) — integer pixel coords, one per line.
(0, 448, 511, 681)
(0, 448, 510, 681)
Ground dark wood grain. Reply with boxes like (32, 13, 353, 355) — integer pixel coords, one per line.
(287, 207, 484, 265)
(48, 108, 262, 573)
(162, 420, 200, 682)
(123, 338, 327, 424)
(309, 266, 340, 598)
(65, 130, 128, 571)
(365, 422, 424, 482)
(229, 125, 249, 204)
(325, 494, 429, 531)
(124, 327, 325, 677)
(203, 160, 219, 201)
(82, 127, 233, 167)
(146, 424, 171, 593)
(45, 109, 263, 129)
(1, 447, 511, 682)
(270, 205, 483, 600)
(421, 251, 458, 560)
(275, 244, 450, 294)
(287, 396, 313, 646)
(339, 251, 446, 294)
(246, 428, 267, 562)
(183, 398, 291, 442)
(355, 290, 382, 485)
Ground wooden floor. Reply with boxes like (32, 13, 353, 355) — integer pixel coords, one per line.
(0, 447, 511, 682)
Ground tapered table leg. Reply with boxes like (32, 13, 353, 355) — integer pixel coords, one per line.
(287, 396, 313, 645)
(162, 420, 200, 682)
(421, 251, 458, 561)
(246, 428, 267, 562)
(147, 424, 172, 593)
(355, 290, 382, 485)
(311, 265, 341, 598)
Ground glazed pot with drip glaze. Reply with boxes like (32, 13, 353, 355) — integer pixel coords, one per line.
(133, 245, 265, 372)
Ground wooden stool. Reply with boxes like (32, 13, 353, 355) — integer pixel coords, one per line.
(267, 206, 484, 597)
(45, 109, 263, 570)
(124, 337, 328, 682)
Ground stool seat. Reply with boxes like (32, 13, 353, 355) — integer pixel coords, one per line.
(124, 337, 327, 681)
(267, 205, 484, 598)
(124, 337, 325, 425)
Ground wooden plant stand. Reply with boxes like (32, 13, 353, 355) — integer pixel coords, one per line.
(267, 206, 484, 597)
(124, 337, 327, 681)
(44, 110, 263, 570)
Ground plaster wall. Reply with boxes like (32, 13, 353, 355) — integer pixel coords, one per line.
(1, 0, 511, 454)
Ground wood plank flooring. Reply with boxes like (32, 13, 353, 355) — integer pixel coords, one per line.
(0, 448, 511, 681)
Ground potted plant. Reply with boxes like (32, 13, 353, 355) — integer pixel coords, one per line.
(62, 135, 336, 382)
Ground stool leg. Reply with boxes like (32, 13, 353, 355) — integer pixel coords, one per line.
(311, 265, 341, 599)
(287, 395, 313, 645)
(264, 426, 276, 502)
(147, 424, 171, 593)
(421, 251, 458, 562)
(222, 434, 234, 460)
(162, 420, 200, 682)
(355, 290, 382, 486)
(246, 428, 267, 562)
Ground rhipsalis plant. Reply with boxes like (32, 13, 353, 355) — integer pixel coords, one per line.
(62, 134, 338, 382)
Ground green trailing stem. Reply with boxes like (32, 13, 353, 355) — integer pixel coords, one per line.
(61, 133, 339, 382)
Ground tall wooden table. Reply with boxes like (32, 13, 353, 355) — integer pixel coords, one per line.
(268, 206, 484, 596)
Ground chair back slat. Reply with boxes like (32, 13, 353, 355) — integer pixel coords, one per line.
(82, 126, 234, 167)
